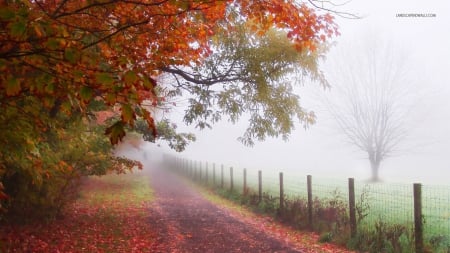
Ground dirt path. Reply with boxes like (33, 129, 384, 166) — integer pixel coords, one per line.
(146, 164, 304, 253)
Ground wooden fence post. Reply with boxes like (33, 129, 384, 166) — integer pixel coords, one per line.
(307, 175, 313, 230)
(243, 168, 247, 195)
(258, 170, 262, 203)
(414, 183, 424, 253)
(194, 161, 197, 180)
(205, 162, 208, 185)
(348, 178, 357, 238)
(230, 167, 234, 191)
(180, 158, 183, 173)
(199, 161, 202, 181)
(279, 172, 284, 213)
(221, 164, 224, 188)
(189, 160, 192, 178)
(213, 163, 216, 186)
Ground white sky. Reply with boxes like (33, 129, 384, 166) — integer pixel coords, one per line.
(148, 0, 450, 185)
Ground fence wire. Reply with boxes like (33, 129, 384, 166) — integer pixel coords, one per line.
(173, 157, 450, 248)
(355, 183, 414, 226)
(423, 185, 450, 242)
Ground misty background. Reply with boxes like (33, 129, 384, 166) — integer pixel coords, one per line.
(143, 0, 450, 185)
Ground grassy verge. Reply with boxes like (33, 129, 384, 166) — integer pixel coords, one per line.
(0, 172, 156, 252)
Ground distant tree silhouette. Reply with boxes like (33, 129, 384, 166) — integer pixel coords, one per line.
(323, 38, 418, 182)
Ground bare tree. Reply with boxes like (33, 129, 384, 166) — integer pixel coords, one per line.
(322, 38, 418, 182)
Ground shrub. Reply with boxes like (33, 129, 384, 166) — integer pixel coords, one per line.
(428, 234, 450, 253)
(347, 220, 412, 253)
(279, 197, 309, 230)
(256, 193, 278, 215)
(0, 115, 140, 222)
(313, 190, 349, 239)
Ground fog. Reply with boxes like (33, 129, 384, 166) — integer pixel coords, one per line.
(144, 0, 450, 185)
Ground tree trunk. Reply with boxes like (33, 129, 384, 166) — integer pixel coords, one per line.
(369, 160, 381, 182)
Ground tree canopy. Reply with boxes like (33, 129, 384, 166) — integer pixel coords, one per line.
(166, 20, 330, 145)
(0, 0, 337, 218)
(1, 0, 337, 144)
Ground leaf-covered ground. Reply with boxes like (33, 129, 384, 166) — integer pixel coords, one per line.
(1, 165, 355, 252)
(0, 173, 158, 252)
(196, 183, 355, 253)
(146, 166, 355, 253)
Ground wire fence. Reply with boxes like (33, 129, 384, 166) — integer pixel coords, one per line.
(423, 185, 450, 242)
(167, 155, 450, 252)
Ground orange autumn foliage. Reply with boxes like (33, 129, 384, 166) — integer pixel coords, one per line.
(0, 0, 337, 144)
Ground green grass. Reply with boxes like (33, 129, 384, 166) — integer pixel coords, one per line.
(80, 172, 154, 204)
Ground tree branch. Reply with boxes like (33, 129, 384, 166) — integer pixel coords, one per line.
(160, 67, 242, 86)
(307, 0, 361, 19)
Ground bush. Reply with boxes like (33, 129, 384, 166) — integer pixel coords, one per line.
(347, 220, 413, 253)
(428, 234, 450, 253)
(3, 171, 84, 221)
(312, 190, 350, 244)
(257, 193, 278, 215)
(279, 197, 309, 229)
(0, 114, 140, 223)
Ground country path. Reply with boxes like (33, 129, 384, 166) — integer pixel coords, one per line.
(142, 160, 350, 253)
(145, 163, 304, 253)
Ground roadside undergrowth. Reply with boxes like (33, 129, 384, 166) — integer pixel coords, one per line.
(0, 172, 157, 252)
(189, 181, 355, 253)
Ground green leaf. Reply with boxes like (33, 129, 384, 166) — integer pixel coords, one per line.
(45, 82, 55, 94)
(95, 73, 114, 86)
(60, 100, 73, 114)
(105, 121, 126, 145)
(80, 86, 93, 101)
(142, 76, 156, 90)
(35, 73, 54, 93)
(46, 38, 60, 50)
(73, 70, 84, 83)
(121, 104, 135, 124)
(9, 20, 26, 38)
(0, 8, 15, 21)
(64, 48, 79, 64)
(124, 71, 138, 85)
(6, 77, 21, 96)
(105, 93, 116, 105)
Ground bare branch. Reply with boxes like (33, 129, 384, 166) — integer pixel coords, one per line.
(160, 67, 242, 86)
(307, 0, 361, 19)
(322, 37, 418, 181)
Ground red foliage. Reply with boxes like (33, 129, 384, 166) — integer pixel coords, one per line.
(0, 177, 157, 252)
(0, 0, 337, 144)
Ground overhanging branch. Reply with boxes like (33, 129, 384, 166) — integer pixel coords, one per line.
(160, 67, 242, 86)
